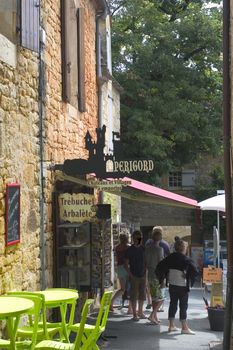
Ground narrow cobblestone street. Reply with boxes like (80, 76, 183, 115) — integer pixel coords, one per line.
(99, 287, 223, 350)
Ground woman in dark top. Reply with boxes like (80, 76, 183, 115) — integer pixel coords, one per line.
(156, 239, 198, 334)
(124, 230, 147, 321)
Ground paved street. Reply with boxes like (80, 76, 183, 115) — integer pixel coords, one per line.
(98, 287, 223, 350)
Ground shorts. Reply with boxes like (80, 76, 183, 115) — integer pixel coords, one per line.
(148, 277, 164, 302)
(160, 287, 166, 299)
(129, 275, 146, 302)
(117, 265, 128, 280)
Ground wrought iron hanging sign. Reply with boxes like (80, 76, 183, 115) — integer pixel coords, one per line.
(55, 125, 154, 179)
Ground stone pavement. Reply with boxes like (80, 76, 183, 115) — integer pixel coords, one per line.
(98, 287, 223, 350)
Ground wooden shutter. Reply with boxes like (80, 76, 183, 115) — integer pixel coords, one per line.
(20, 0, 39, 52)
(61, 0, 79, 107)
(61, 0, 72, 103)
(77, 8, 86, 112)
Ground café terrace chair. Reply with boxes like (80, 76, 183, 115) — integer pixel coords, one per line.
(7, 292, 62, 342)
(34, 299, 94, 349)
(0, 293, 42, 350)
(69, 290, 113, 350)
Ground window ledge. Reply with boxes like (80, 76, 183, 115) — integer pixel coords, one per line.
(0, 34, 16, 68)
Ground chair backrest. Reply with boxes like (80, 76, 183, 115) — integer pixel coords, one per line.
(94, 291, 113, 333)
(7, 292, 42, 349)
(7, 291, 49, 339)
(73, 299, 93, 350)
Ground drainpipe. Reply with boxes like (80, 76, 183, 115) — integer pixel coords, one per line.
(38, 10, 46, 290)
(96, 7, 108, 298)
(223, 1, 233, 349)
(96, 7, 107, 205)
(96, 8, 107, 128)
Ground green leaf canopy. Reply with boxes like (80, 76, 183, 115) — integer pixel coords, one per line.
(110, 0, 223, 181)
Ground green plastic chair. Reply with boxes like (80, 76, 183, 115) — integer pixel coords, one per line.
(69, 291, 113, 350)
(7, 292, 62, 341)
(1, 293, 42, 350)
(34, 299, 94, 349)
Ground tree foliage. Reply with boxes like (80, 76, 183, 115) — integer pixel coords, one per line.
(109, 0, 223, 183)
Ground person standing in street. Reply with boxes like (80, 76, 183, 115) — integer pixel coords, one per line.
(145, 226, 169, 311)
(170, 235, 181, 252)
(124, 230, 147, 321)
(159, 238, 170, 257)
(145, 226, 164, 325)
(110, 232, 132, 313)
(156, 239, 198, 334)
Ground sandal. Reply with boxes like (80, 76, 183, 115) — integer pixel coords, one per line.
(148, 316, 160, 323)
(131, 316, 140, 321)
(138, 314, 147, 319)
(168, 326, 179, 332)
(147, 320, 160, 325)
(181, 329, 195, 335)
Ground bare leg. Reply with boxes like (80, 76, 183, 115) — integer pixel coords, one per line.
(180, 320, 195, 334)
(110, 277, 126, 311)
(138, 300, 146, 318)
(158, 300, 164, 311)
(127, 300, 133, 314)
(131, 300, 139, 319)
(149, 300, 163, 324)
(146, 284, 152, 307)
(168, 318, 177, 331)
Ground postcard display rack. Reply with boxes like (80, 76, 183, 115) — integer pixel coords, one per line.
(55, 219, 112, 292)
(53, 186, 113, 292)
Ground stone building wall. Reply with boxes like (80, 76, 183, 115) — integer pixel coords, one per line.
(122, 198, 197, 243)
(121, 200, 195, 227)
(0, 41, 41, 293)
(41, 0, 100, 286)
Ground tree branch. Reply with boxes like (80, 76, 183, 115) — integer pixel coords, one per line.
(159, 0, 192, 22)
(110, 0, 128, 16)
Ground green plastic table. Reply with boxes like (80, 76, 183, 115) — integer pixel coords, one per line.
(0, 296, 33, 350)
(39, 289, 79, 342)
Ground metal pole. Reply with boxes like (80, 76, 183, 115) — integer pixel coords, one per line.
(217, 211, 220, 267)
(223, 0, 233, 349)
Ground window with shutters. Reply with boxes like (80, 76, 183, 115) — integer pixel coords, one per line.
(0, 0, 17, 43)
(61, 0, 86, 112)
(168, 170, 196, 189)
(169, 172, 182, 188)
(20, 0, 40, 52)
(0, 0, 39, 52)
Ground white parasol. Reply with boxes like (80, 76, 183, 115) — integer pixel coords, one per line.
(198, 193, 225, 268)
(198, 194, 225, 212)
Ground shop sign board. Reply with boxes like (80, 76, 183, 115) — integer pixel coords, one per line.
(203, 266, 222, 284)
(86, 178, 131, 192)
(211, 295, 224, 307)
(210, 282, 224, 307)
(58, 193, 97, 223)
(55, 125, 154, 179)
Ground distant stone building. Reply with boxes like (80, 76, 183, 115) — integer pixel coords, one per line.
(121, 153, 223, 246)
